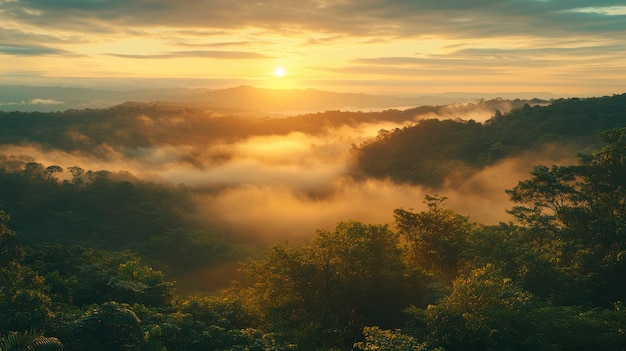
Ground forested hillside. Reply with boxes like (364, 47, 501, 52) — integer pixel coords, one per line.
(0, 158, 239, 278)
(351, 94, 626, 187)
(0, 97, 548, 273)
(2, 127, 626, 350)
(2, 95, 626, 350)
(0, 98, 533, 156)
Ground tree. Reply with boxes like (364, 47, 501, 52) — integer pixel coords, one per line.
(43, 166, 63, 182)
(394, 196, 472, 281)
(506, 165, 582, 268)
(0, 211, 24, 266)
(23, 163, 45, 181)
(312, 221, 426, 336)
(3, 290, 54, 333)
(506, 127, 626, 306)
(578, 127, 626, 221)
(242, 221, 432, 350)
(355, 326, 442, 351)
(0, 211, 53, 333)
(0, 329, 63, 351)
(108, 259, 175, 306)
(524, 304, 626, 351)
(66, 166, 84, 186)
(62, 302, 144, 351)
(408, 264, 533, 351)
(148, 291, 294, 351)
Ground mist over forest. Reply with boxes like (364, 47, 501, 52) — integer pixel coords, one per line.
(2, 93, 623, 278)
(0, 95, 551, 241)
(2, 90, 626, 350)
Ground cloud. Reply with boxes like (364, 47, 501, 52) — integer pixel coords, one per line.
(30, 98, 63, 104)
(442, 143, 579, 224)
(339, 38, 626, 91)
(0, 27, 79, 44)
(0, 98, 64, 106)
(334, 61, 513, 77)
(174, 41, 253, 48)
(1, 0, 624, 96)
(0, 43, 68, 55)
(568, 6, 626, 16)
(194, 178, 429, 243)
(2, 0, 625, 39)
(190, 143, 580, 243)
(353, 42, 626, 71)
(107, 50, 271, 60)
(452, 44, 626, 58)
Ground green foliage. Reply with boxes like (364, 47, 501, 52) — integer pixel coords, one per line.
(0, 99, 531, 154)
(61, 302, 144, 351)
(507, 127, 626, 306)
(24, 245, 139, 306)
(464, 222, 587, 304)
(131, 228, 238, 275)
(524, 305, 626, 351)
(0, 211, 24, 265)
(0, 160, 191, 248)
(352, 94, 626, 187)
(354, 326, 443, 351)
(3, 290, 54, 333)
(394, 196, 472, 280)
(0, 213, 55, 333)
(242, 221, 434, 349)
(0, 158, 242, 283)
(352, 118, 491, 187)
(409, 264, 534, 351)
(0, 329, 63, 351)
(3, 114, 626, 350)
(132, 292, 295, 351)
(109, 259, 175, 307)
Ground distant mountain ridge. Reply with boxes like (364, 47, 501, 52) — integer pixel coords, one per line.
(0, 84, 559, 113)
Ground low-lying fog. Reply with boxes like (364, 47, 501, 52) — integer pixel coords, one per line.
(3, 101, 575, 243)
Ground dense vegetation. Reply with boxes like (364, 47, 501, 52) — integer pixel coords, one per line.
(0, 157, 239, 278)
(352, 94, 626, 187)
(2, 96, 626, 350)
(2, 125, 626, 350)
(0, 98, 535, 161)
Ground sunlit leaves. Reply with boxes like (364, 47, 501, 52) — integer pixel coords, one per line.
(394, 196, 472, 280)
(355, 326, 443, 351)
(242, 220, 433, 349)
(411, 264, 534, 351)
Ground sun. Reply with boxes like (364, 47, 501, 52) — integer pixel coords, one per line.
(272, 65, 287, 78)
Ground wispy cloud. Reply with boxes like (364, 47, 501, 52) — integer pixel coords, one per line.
(174, 41, 253, 48)
(2, 0, 624, 37)
(568, 6, 626, 16)
(0, 98, 64, 106)
(0, 43, 68, 55)
(107, 50, 271, 60)
(0, 0, 625, 94)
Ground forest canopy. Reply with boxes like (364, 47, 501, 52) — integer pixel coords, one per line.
(351, 94, 626, 187)
(1, 95, 626, 350)
(2, 128, 626, 349)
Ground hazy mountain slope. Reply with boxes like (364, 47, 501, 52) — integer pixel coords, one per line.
(350, 94, 626, 188)
(0, 84, 550, 113)
(0, 98, 537, 160)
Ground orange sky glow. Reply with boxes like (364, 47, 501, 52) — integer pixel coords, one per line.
(1, 1, 625, 96)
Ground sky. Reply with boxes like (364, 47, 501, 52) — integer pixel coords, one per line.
(1, 0, 626, 95)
